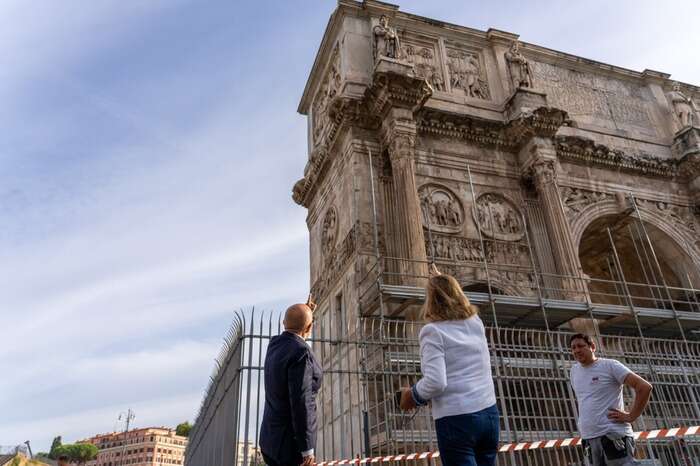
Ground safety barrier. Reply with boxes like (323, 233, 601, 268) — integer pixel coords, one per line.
(314, 425, 700, 465)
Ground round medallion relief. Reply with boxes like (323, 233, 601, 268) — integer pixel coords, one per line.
(321, 207, 338, 253)
(419, 184, 464, 234)
(473, 193, 524, 241)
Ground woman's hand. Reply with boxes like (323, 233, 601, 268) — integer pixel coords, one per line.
(429, 263, 441, 276)
(399, 387, 416, 411)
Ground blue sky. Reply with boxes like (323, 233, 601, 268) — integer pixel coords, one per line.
(1, 0, 698, 453)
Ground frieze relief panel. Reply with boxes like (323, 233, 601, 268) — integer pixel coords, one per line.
(637, 199, 697, 233)
(425, 231, 534, 293)
(530, 61, 655, 135)
(419, 184, 464, 233)
(561, 187, 611, 219)
(312, 220, 357, 301)
(401, 37, 446, 92)
(474, 193, 524, 241)
(311, 47, 341, 147)
(559, 187, 698, 234)
(444, 43, 491, 100)
(425, 232, 531, 268)
(321, 206, 339, 256)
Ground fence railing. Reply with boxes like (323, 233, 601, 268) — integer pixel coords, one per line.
(184, 311, 700, 466)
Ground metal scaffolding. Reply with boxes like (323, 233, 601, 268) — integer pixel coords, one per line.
(185, 157, 700, 466)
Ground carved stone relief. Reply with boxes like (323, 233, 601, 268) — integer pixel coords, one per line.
(419, 184, 464, 233)
(445, 46, 490, 100)
(312, 221, 357, 300)
(403, 43, 445, 91)
(637, 199, 697, 233)
(474, 193, 524, 241)
(530, 61, 655, 134)
(425, 232, 534, 291)
(373, 15, 402, 61)
(667, 82, 697, 129)
(312, 48, 341, 146)
(425, 233, 484, 262)
(504, 41, 533, 91)
(561, 187, 611, 218)
(321, 207, 338, 254)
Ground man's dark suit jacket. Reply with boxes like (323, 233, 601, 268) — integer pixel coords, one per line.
(260, 331, 323, 466)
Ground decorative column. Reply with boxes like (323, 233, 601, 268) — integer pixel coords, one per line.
(366, 58, 432, 288)
(674, 127, 700, 213)
(522, 138, 584, 297)
(383, 115, 428, 285)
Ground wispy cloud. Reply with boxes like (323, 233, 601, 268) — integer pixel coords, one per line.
(2, 0, 698, 454)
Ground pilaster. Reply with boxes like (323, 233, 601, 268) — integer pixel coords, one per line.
(367, 58, 433, 289)
(675, 127, 700, 212)
(521, 139, 585, 296)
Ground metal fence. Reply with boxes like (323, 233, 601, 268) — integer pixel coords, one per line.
(0, 445, 29, 456)
(184, 310, 700, 466)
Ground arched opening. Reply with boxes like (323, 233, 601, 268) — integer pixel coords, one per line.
(578, 214, 700, 311)
(462, 282, 505, 295)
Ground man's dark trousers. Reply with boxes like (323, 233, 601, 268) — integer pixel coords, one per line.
(260, 331, 323, 466)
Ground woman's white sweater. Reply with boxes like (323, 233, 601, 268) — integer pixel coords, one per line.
(414, 316, 496, 419)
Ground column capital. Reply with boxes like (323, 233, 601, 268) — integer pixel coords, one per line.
(672, 126, 700, 160)
(387, 132, 416, 163)
(525, 157, 558, 188)
(365, 64, 433, 119)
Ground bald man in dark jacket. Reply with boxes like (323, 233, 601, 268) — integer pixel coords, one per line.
(260, 303, 322, 466)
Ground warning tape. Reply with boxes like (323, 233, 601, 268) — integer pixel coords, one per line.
(499, 425, 700, 453)
(315, 425, 699, 465)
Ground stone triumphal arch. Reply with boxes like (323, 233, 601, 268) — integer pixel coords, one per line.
(290, 1, 700, 463)
(184, 3, 700, 466)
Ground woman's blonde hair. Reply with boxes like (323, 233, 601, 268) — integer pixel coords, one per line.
(423, 274, 478, 322)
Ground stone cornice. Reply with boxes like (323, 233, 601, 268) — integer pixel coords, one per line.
(416, 106, 568, 151)
(293, 97, 382, 207)
(416, 109, 515, 150)
(555, 135, 679, 178)
(504, 106, 569, 145)
(365, 64, 433, 117)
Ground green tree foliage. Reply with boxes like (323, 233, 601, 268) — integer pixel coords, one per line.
(48, 437, 62, 460)
(175, 421, 192, 437)
(52, 444, 98, 465)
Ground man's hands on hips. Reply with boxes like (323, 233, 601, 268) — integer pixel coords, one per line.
(608, 408, 634, 423)
(301, 454, 315, 466)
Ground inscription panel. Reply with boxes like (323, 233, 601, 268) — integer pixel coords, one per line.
(530, 61, 657, 137)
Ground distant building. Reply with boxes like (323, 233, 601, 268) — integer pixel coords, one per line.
(80, 427, 187, 466)
(235, 442, 262, 466)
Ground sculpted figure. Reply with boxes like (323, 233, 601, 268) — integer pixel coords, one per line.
(667, 82, 695, 128)
(430, 68, 445, 92)
(505, 41, 533, 90)
(373, 15, 401, 60)
(448, 199, 461, 225)
(421, 195, 431, 224)
(464, 55, 482, 98)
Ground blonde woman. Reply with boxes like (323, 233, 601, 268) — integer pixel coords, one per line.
(399, 271, 499, 466)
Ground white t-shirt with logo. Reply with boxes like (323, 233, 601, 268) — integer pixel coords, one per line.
(570, 358, 633, 439)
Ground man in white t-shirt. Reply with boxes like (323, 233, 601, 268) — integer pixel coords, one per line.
(569, 333, 652, 466)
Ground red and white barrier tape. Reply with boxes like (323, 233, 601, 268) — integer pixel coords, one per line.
(315, 425, 699, 465)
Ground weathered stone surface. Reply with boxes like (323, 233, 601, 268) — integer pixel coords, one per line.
(294, 0, 700, 322)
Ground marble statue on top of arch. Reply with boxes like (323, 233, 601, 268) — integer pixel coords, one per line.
(373, 15, 402, 61)
(667, 82, 697, 129)
(505, 41, 533, 90)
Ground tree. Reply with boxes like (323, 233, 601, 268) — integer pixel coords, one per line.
(53, 444, 98, 465)
(69, 444, 99, 465)
(49, 436, 62, 460)
(175, 421, 192, 437)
